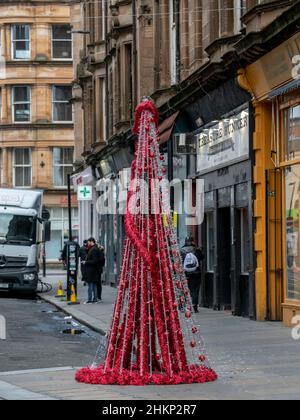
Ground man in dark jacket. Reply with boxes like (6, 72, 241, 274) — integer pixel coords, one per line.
(83, 238, 104, 304)
(181, 237, 204, 313)
(96, 243, 105, 301)
(79, 240, 88, 284)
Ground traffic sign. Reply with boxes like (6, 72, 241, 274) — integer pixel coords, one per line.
(77, 185, 92, 201)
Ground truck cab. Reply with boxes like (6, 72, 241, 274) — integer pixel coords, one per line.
(0, 188, 50, 294)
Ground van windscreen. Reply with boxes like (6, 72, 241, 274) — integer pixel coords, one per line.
(0, 213, 36, 246)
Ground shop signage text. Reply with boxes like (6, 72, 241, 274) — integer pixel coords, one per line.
(197, 109, 249, 175)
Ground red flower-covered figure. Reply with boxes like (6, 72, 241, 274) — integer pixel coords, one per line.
(76, 99, 217, 386)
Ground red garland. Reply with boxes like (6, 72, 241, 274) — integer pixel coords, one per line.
(132, 100, 159, 135)
(76, 365, 217, 386)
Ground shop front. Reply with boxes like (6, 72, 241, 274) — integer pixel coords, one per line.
(240, 30, 300, 324)
(96, 145, 133, 286)
(194, 105, 255, 317)
(168, 78, 254, 317)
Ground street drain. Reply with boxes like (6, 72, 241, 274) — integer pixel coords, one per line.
(62, 329, 85, 335)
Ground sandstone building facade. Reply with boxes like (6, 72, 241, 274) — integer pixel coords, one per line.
(0, 0, 77, 261)
(71, 0, 300, 324)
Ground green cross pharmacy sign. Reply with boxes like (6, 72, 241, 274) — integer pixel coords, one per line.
(77, 186, 92, 201)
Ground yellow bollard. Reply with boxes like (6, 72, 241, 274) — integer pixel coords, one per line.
(55, 281, 66, 298)
(68, 284, 80, 305)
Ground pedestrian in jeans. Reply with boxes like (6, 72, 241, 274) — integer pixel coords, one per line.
(181, 237, 204, 313)
(83, 238, 103, 304)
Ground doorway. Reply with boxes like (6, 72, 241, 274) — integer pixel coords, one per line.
(218, 207, 232, 309)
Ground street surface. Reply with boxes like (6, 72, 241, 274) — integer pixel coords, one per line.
(0, 293, 100, 372)
(0, 277, 300, 400)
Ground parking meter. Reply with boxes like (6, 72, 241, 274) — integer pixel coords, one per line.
(66, 241, 79, 301)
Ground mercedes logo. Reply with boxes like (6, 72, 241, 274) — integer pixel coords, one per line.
(0, 255, 7, 267)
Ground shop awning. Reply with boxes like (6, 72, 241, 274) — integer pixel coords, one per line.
(158, 111, 179, 145)
(269, 78, 300, 99)
(71, 166, 95, 187)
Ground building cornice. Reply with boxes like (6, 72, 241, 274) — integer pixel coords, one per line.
(241, 0, 294, 25)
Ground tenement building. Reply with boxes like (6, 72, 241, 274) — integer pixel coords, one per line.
(71, 0, 300, 325)
(0, 0, 78, 261)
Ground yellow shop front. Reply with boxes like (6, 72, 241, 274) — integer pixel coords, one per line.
(239, 31, 300, 325)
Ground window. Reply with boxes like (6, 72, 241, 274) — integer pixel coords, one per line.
(45, 207, 78, 260)
(52, 86, 72, 122)
(285, 105, 300, 161)
(285, 164, 300, 300)
(206, 213, 215, 272)
(53, 147, 73, 187)
(240, 208, 250, 274)
(12, 25, 30, 59)
(52, 25, 72, 59)
(12, 86, 31, 122)
(13, 148, 31, 187)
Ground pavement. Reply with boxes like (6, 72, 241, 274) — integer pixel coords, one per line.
(37, 271, 118, 335)
(0, 271, 299, 400)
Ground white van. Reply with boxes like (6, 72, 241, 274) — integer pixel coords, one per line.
(0, 188, 50, 294)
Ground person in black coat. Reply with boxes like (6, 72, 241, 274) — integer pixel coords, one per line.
(79, 240, 88, 284)
(181, 237, 204, 313)
(83, 238, 105, 304)
(96, 244, 105, 301)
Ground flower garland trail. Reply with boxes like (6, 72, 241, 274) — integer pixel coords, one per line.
(76, 99, 217, 386)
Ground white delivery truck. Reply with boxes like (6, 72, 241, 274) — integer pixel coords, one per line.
(0, 188, 51, 294)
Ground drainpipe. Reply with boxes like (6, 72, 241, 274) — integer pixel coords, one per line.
(105, 0, 109, 142)
(132, 0, 138, 109)
(175, 0, 181, 84)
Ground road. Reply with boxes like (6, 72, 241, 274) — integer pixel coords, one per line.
(1, 292, 300, 400)
(0, 293, 101, 372)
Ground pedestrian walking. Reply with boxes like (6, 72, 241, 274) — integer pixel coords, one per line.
(83, 238, 103, 304)
(181, 237, 204, 313)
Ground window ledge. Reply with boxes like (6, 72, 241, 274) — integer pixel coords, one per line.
(0, 123, 74, 129)
(5, 60, 73, 66)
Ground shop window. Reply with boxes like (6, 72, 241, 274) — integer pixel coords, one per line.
(53, 147, 74, 187)
(285, 164, 300, 301)
(45, 207, 78, 261)
(206, 213, 215, 272)
(13, 148, 32, 187)
(12, 25, 30, 60)
(12, 86, 31, 122)
(285, 104, 300, 161)
(52, 25, 72, 60)
(240, 207, 250, 274)
(52, 86, 72, 122)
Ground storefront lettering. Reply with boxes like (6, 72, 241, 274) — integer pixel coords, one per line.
(197, 110, 249, 174)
